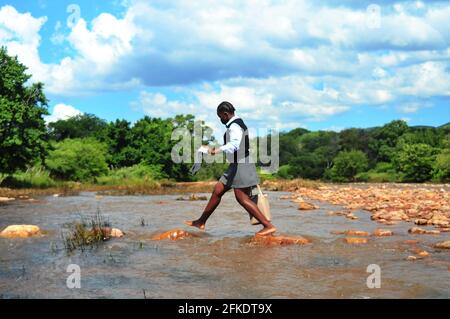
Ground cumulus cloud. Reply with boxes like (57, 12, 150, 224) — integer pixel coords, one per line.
(1, 1, 450, 126)
(45, 104, 83, 123)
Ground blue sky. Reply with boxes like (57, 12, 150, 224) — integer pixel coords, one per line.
(0, 0, 449, 135)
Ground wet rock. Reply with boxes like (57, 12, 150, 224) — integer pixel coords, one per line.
(279, 195, 290, 200)
(332, 230, 369, 236)
(434, 241, 450, 249)
(344, 237, 368, 244)
(406, 256, 417, 261)
(439, 227, 450, 232)
(110, 228, 124, 238)
(373, 229, 394, 237)
(0, 197, 15, 202)
(0, 225, 41, 238)
(448, 264, 450, 271)
(151, 229, 195, 241)
(345, 213, 358, 220)
(429, 219, 449, 227)
(297, 201, 318, 211)
(250, 234, 311, 246)
(417, 251, 429, 258)
(414, 219, 428, 225)
(408, 227, 440, 235)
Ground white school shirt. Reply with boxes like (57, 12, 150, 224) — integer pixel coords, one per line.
(219, 116, 243, 154)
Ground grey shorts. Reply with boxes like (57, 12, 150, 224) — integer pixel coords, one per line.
(219, 161, 260, 189)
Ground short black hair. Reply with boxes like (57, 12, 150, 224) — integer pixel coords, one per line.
(217, 101, 235, 114)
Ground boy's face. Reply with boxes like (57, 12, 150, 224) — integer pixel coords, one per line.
(217, 111, 232, 125)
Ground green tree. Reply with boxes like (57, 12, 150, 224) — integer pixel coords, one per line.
(289, 153, 328, 179)
(0, 47, 49, 174)
(46, 138, 109, 182)
(279, 128, 309, 165)
(48, 113, 108, 141)
(433, 149, 450, 182)
(393, 143, 438, 182)
(326, 150, 369, 182)
(370, 120, 409, 162)
(102, 119, 134, 168)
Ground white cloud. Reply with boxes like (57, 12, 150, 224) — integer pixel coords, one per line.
(45, 104, 83, 123)
(1, 1, 449, 127)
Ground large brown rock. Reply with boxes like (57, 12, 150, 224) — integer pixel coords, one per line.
(434, 241, 450, 249)
(110, 228, 125, 238)
(373, 229, 394, 237)
(344, 237, 368, 244)
(408, 227, 440, 235)
(332, 230, 369, 236)
(0, 225, 41, 238)
(250, 234, 311, 246)
(151, 229, 195, 241)
(297, 201, 318, 211)
(417, 250, 429, 258)
(0, 197, 15, 202)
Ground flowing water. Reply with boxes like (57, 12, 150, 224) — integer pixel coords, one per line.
(0, 191, 449, 299)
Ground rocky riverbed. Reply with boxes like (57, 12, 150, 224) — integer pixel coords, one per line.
(0, 185, 449, 298)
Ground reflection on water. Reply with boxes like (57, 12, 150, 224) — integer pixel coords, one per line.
(0, 191, 449, 299)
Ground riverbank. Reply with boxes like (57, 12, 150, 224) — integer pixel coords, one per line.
(0, 178, 325, 199)
(1, 178, 449, 200)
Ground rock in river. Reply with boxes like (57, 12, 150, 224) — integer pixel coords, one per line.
(151, 229, 196, 241)
(0, 225, 42, 238)
(434, 241, 450, 249)
(297, 201, 318, 211)
(110, 228, 125, 238)
(408, 227, 440, 235)
(250, 234, 311, 246)
(373, 229, 394, 237)
(344, 237, 368, 245)
(332, 230, 369, 236)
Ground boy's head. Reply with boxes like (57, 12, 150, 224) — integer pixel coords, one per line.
(217, 101, 235, 125)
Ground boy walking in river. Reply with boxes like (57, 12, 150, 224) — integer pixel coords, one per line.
(185, 102, 277, 236)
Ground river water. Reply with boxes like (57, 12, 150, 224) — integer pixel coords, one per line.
(0, 191, 449, 299)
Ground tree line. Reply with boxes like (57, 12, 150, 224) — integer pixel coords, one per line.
(1, 47, 449, 187)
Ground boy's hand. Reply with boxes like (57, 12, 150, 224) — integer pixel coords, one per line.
(210, 147, 222, 155)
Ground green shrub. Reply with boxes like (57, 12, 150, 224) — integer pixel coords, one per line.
(96, 163, 167, 186)
(393, 143, 437, 182)
(355, 171, 398, 183)
(276, 164, 293, 179)
(46, 138, 109, 182)
(355, 161, 399, 182)
(326, 150, 369, 182)
(0, 166, 56, 188)
(433, 149, 450, 182)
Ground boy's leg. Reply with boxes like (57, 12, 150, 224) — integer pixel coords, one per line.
(185, 182, 230, 230)
(234, 187, 276, 236)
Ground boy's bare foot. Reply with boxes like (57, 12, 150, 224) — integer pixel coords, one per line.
(184, 220, 206, 231)
(256, 226, 277, 237)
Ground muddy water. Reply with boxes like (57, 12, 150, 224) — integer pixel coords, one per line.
(0, 191, 449, 299)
